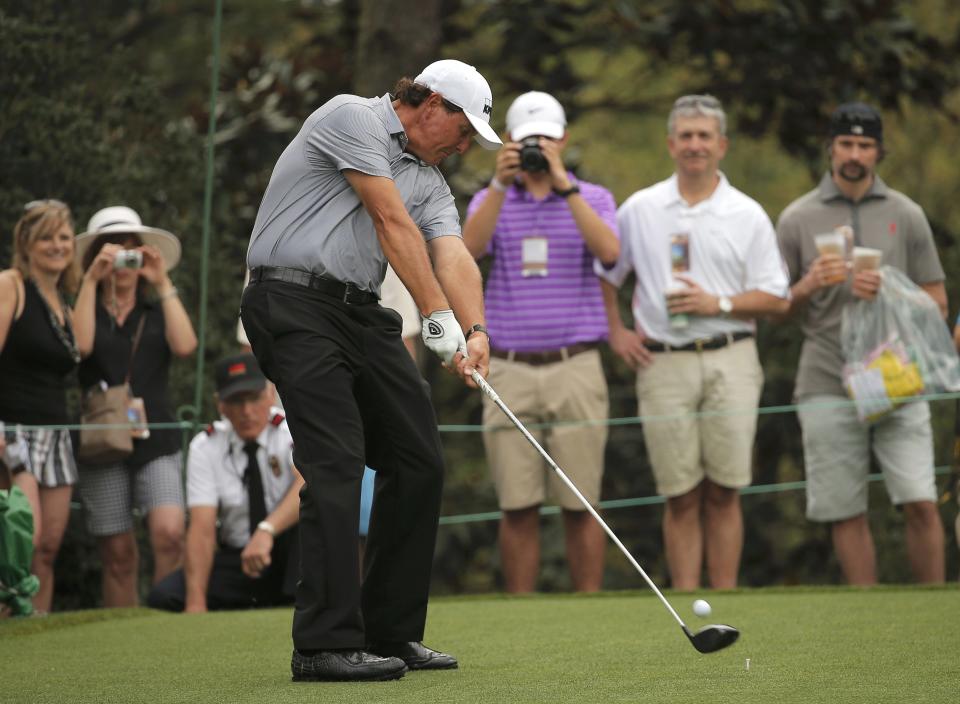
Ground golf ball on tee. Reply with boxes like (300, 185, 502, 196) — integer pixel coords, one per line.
(693, 599, 711, 618)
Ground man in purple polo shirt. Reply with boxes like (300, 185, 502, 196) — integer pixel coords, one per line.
(463, 91, 619, 593)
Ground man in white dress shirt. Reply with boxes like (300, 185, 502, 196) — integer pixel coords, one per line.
(148, 353, 303, 611)
(599, 95, 789, 590)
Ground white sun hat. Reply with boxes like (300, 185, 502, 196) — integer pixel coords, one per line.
(506, 91, 567, 141)
(414, 59, 502, 150)
(75, 206, 182, 271)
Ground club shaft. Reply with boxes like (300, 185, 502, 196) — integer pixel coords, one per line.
(472, 370, 688, 630)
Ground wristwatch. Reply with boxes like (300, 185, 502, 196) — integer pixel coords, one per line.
(466, 324, 489, 340)
(718, 296, 734, 317)
(552, 184, 580, 198)
(256, 520, 276, 537)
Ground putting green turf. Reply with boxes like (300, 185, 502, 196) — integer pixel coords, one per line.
(2, 586, 957, 703)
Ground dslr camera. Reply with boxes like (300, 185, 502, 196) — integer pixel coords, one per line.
(518, 136, 548, 173)
(114, 249, 143, 270)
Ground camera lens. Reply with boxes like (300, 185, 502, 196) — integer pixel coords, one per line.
(519, 137, 548, 172)
(114, 250, 143, 270)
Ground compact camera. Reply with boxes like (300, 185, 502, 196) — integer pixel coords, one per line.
(114, 249, 143, 270)
(518, 137, 548, 172)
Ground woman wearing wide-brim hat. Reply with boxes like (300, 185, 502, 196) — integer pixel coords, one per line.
(72, 205, 197, 607)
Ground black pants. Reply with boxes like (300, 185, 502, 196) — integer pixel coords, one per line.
(146, 533, 296, 612)
(240, 280, 445, 650)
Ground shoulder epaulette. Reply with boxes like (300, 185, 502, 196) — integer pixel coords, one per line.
(270, 413, 285, 427)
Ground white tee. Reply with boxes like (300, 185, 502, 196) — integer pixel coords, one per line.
(380, 264, 421, 339)
(597, 173, 788, 346)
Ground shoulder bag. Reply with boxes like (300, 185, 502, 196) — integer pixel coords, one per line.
(78, 315, 147, 464)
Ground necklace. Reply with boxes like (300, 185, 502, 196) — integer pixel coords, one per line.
(29, 279, 81, 365)
(108, 277, 136, 325)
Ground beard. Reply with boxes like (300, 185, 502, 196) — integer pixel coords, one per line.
(837, 161, 868, 182)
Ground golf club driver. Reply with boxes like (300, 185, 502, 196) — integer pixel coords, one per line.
(472, 369, 740, 654)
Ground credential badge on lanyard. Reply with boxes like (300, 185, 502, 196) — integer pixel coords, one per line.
(522, 236, 548, 277)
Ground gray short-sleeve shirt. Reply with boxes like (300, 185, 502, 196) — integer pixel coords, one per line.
(246, 94, 461, 295)
(776, 172, 944, 398)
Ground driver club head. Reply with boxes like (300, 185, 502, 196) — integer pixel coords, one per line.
(472, 370, 743, 658)
(683, 624, 740, 654)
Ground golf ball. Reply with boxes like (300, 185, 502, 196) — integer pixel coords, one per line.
(693, 599, 711, 618)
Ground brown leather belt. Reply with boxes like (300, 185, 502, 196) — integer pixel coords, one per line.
(644, 331, 752, 353)
(490, 341, 599, 366)
(249, 266, 378, 305)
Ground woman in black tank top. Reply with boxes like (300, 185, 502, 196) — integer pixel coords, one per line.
(0, 199, 81, 615)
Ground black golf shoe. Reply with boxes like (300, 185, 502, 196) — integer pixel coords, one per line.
(291, 649, 408, 682)
(368, 641, 458, 670)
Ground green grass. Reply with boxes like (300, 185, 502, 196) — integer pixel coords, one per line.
(2, 586, 958, 703)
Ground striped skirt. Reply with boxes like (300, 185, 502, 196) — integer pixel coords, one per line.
(10, 426, 78, 487)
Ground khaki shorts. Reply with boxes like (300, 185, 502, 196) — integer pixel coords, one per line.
(797, 396, 936, 522)
(482, 349, 608, 511)
(636, 337, 763, 497)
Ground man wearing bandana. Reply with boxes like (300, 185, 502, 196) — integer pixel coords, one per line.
(776, 102, 947, 585)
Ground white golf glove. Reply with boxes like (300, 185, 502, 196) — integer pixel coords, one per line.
(421, 309, 467, 365)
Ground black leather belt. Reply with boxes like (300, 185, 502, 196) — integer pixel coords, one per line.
(490, 341, 599, 366)
(644, 331, 752, 353)
(248, 266, 378, 305)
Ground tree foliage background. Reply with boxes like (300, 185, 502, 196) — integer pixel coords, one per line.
(2, 0, 959, 608)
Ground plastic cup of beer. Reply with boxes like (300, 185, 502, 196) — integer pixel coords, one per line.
(852, 246, 883, 273)
(814, 231, 845, 257)
(814, 232, 847, 284)
(665, 280, 689, 329)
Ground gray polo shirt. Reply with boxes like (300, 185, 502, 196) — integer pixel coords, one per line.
(776, 172, 944, 398)
(246, 93, 461, 295)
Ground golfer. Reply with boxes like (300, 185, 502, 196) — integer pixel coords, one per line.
(241, 59, 498, 682)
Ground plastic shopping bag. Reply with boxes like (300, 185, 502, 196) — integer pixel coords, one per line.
(841, 266, 960, 422)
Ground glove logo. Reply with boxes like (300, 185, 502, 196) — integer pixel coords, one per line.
(427, 321, 443, 337)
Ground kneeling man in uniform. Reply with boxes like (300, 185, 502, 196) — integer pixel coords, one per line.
(148, 353, 303, 611)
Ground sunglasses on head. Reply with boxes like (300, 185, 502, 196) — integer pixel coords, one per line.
(674, 95, 722, 110)
(23, 198, 68, 212)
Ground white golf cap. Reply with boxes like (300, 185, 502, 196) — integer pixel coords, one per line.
(506, 91, 567, 141)
(414, 59, 502, 150)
